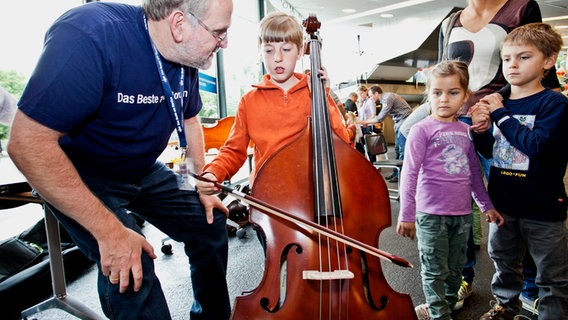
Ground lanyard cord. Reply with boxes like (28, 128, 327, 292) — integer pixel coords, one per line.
(144, 14, 187, 148)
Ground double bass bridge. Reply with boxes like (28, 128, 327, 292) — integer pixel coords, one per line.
(302, 270, 354, 280)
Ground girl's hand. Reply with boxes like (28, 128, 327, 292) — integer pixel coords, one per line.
(470, 103, 492, 133)
(396, 221, 416, 240)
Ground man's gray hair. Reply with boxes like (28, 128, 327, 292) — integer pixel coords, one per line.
(142, 0, 210, 22)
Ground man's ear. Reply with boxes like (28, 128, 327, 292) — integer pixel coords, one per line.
(169, 10, 186, 43)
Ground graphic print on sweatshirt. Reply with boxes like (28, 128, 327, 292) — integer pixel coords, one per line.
(492, 115, 534, 170)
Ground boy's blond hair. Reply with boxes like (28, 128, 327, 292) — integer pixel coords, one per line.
(258, 12, 304, 50)
(502, 23, 563, 59)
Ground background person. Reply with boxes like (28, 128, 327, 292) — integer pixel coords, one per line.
(344, 91, 358, 113)
(358, 85, 412, 182)
(7, 1, 233, 319)
(0, 86, 17, 154)
(356, 85, 378, 162)
(0, 86, 16, 125)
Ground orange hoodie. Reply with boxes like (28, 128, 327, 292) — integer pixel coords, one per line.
(203, 73, 350, 185)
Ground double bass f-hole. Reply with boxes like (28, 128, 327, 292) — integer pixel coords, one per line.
(229, 14, 417, 320)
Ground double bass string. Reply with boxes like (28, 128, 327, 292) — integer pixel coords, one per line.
(306, 15, 353, 317)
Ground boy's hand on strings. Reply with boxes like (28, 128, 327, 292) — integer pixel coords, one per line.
(306, 66, 331, 92)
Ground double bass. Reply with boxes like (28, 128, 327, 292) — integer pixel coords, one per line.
(230, 15, 417, 319)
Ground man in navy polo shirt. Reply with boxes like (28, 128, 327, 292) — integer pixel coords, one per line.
(8, 0, 233, 319)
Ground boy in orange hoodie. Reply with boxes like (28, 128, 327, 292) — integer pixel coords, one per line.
(196, 11, 349, 198)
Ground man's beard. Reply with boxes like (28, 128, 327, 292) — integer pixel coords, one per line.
(174, 42, 217, 70)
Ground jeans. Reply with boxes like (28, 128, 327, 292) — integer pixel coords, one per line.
(461, 227, 475, 285)
(488, 214, 568, 319)
(47, 162, 230, 320)
(521, 254, 538, 300)
(390, 126, 406, 178)
(361, 126, 376, 163)
(416, 212, 472, 320)
(394, 126, 406, 162)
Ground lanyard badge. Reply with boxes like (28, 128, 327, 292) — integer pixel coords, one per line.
(177, 148, 195, 191)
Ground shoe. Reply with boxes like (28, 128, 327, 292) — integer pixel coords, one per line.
(453, 279, 473, 310)
(414, 303, 430, 320)
(479, 300, 516, 320)
(388, 176, 398, 183)
(519, 294, 539, 315)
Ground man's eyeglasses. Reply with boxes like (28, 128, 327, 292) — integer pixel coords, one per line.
(187, 11, 227, 44)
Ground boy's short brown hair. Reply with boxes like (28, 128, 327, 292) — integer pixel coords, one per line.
(258, 12, 304, 51)
(502, 22, 563, 58)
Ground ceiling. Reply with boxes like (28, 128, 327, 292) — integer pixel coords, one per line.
(270, 0, 568, 83)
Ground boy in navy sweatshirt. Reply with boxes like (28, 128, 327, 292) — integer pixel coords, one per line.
(472, 23, 568, 320)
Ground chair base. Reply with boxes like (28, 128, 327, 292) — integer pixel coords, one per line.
(373, 161, 403, 200)
(21, 295, 104, 320)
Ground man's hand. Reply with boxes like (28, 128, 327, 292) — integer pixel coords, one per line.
(99, 227, 157, 293)
(199, 192, 229, 223)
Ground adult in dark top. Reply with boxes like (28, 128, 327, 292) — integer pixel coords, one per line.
(7, 1, 233, 319)
(344, 92, 358, 113)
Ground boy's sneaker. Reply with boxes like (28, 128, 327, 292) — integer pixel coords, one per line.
(415, 303, 431, 320)
(480, 300, 516, 320)
(519, 295, 539, 315)
(454, 279, 473, 310)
